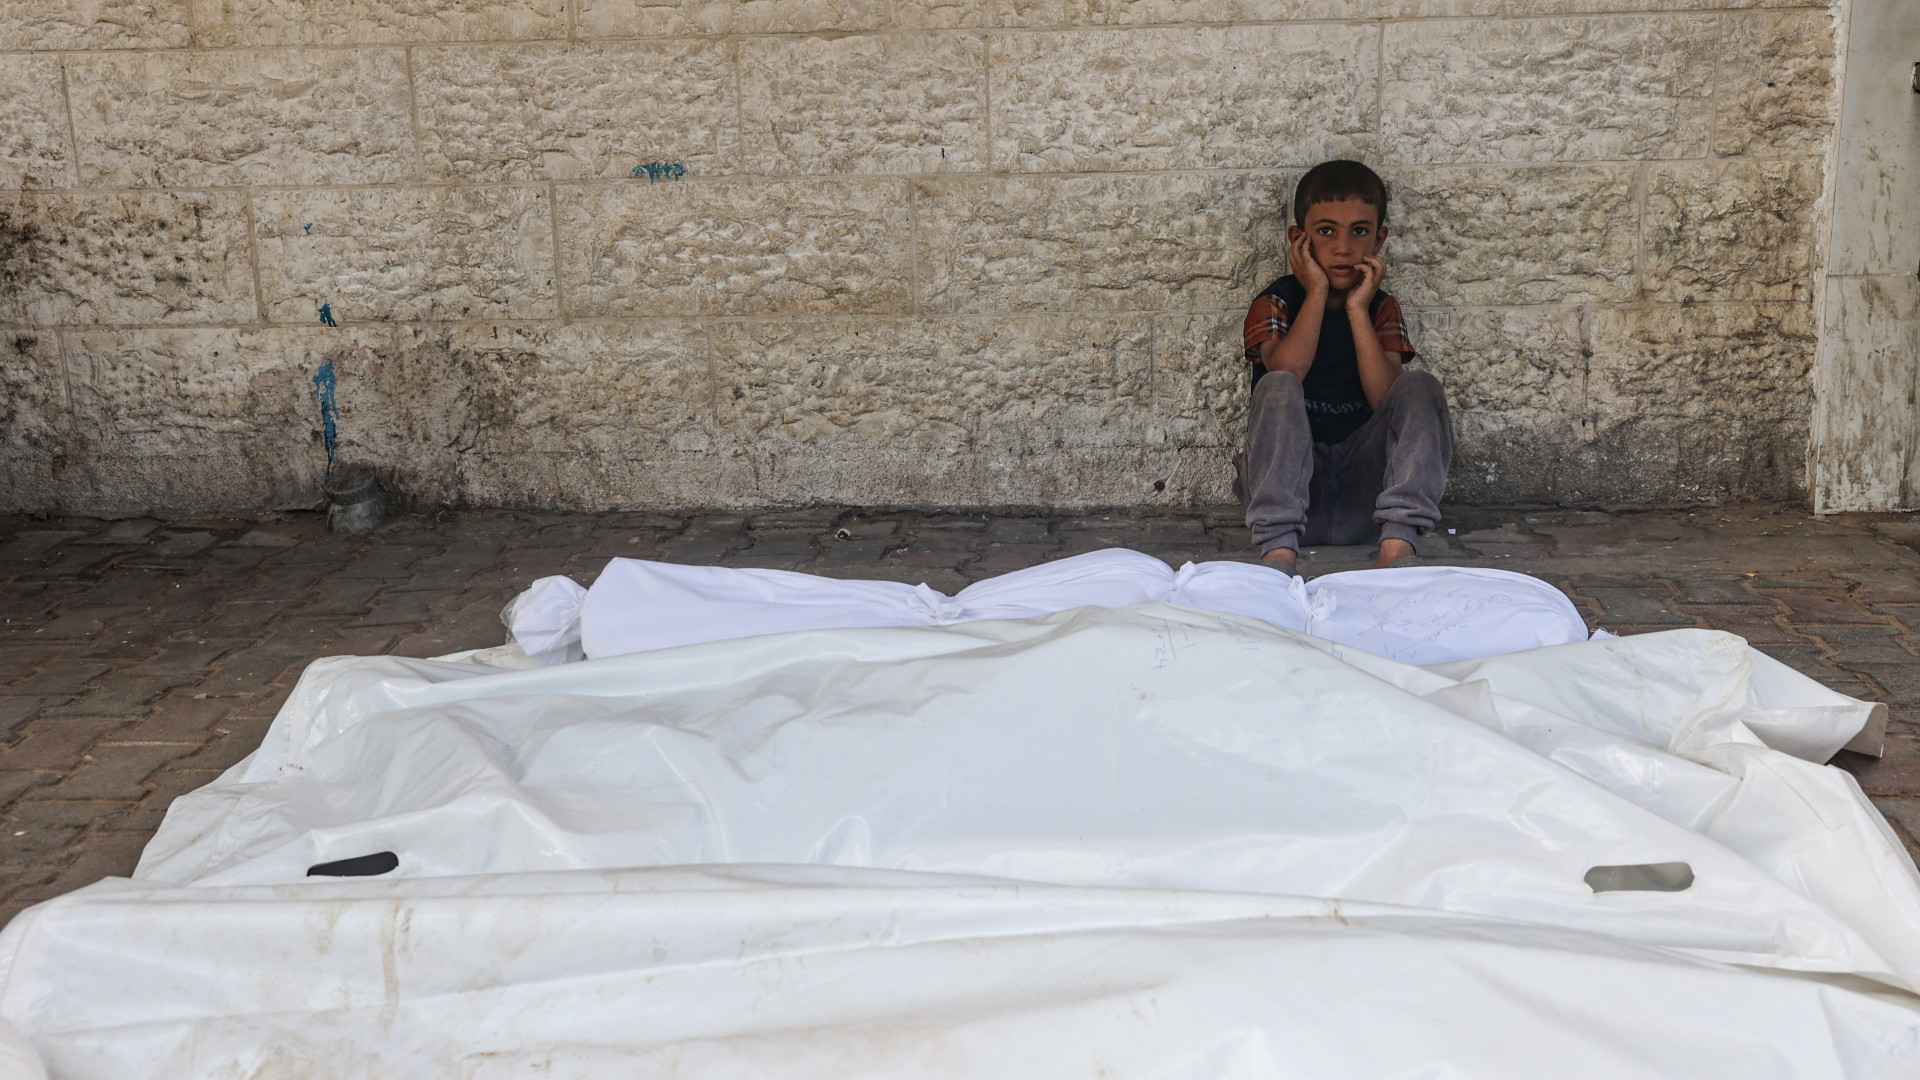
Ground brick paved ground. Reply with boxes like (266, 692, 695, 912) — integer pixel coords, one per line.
(3, 503, 1920, 926)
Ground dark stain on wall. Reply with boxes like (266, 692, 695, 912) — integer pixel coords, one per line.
(0, 207, 48, 303)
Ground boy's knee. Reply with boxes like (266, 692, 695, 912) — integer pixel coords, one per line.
(1253, 370, 1304, 406)
(1388, 370, 1446, 410)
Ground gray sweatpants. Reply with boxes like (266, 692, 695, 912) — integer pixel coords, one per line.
(1239, 370, 1454, 554)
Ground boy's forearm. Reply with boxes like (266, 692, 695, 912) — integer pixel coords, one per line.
(1261, 294, 1327, 380)
(1350, 312, 1402, 410)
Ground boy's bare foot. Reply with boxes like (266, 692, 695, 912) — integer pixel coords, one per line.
(1373, 539, 1416, 569)
(1261, 548, 1297, 567)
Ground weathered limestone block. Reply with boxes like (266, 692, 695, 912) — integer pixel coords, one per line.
(1505, 0, 1801, 12)
(1580, 302, 1812, 501)
(1407, 305, 1586, 421)
(1588, 302, 1814, 422)
(1384, 165, 1638, 307)
(58, 327, 337, 511)
(67, 49, 416, 188)
(0, 191, 256, 326)
(891, 0, 1066, 29)
(741, 34, 986, 175)
(913, 172, 1288, 313)
(1405, 306, 1587, 504)
(190, 0, 565, 45)
(0, 0, 191, 49)
(1642, 161, 1817, 303)
(253, 186, 557, 323)
(1714, 10, 1836, 159)
(990, 25, 1376, 172)
(0, 330, 67, 457)
(414, 42, 737, 182)
(338, 321, 721, 509)
(713, 315, 1150, 444)
(1381, 15, 1714, 164)
(0, 330, 67, 510)
(708, 314, 1184, 506)
(559, 180, 913, 317)
(0, 56, 72, 191)
(577, 0, 883, 37)
(1151, 311, 1250, 450)
(1078, 0, 1504, 22)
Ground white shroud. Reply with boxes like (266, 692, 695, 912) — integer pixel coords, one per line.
(0, 565, 1912, 1079)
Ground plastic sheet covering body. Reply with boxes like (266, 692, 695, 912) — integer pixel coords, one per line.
(0, 578, 1915, 1076)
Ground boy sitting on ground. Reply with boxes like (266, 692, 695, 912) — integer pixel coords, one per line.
(1238, 160, 1453, 573)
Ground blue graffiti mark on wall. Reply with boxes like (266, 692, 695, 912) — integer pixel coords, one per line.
(303, 222, 314, 234)
(312, 360, 338, 479)
(318, 302, 337, 327)
(631, 162, 687, 184)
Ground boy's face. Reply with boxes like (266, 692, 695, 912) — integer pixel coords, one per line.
(1289, 197, 1387, 293)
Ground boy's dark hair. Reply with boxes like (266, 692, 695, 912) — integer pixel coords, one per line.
(1292, 161, 1389, 228)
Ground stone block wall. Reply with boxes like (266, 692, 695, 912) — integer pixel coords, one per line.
(0, 1, 1836, 513)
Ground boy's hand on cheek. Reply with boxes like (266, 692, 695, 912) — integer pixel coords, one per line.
(1289, 232, 1330, 299)
(1346, 255, 1384, 313)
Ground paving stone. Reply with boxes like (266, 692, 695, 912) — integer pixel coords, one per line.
(39, 676, 187, 720)
(404, 541, 508, 591)
(1835, 663, 1920, 706)
(0, 813, 86, 868)
(1580, 588, 1694, 627)
(347, 589, 462, 628)
(0, 582, 88, 626)
(1680, 606, 1806, 646)
(1671, 576, 1770, 606)
(229, 528, 301, 549)
(7, 831, 150, 906)
(150, 582, 240, 626)
(335, 545, 436, 580)
(1807, 627, 1919, 667)
(387, 592, 515, 658)
(169, 722, 274, 773)
(0, 772, 61, 810)
(198, 547, 279, 576)
(1752, 643, 1842, 681)
(119, 694, 238, 744)
(0, 532, 86, 562)
(818, 536, 899, 569)
(986, 519, 1054, 544)
(3, 717, 126, 771)
(1838, 726, 1920, 797)
(2, 660, 113, 697)
(99, 769, 223, 835)
(0, 643, 68, 680)
(22, 606, 143, 642)
(121, 530, 220, 567)
(0, 698, 66, 734)
(1763, 590, 1888, 627)
(41, 742, 186, 801)
(20, 545, 133, 580)
(299, 579, 388, 617)
(127, 638, 251, 677)
(971, 543, 1061, 573)
(1871, 798, 1920, 861)
(70, 521, 160, 545)
(189, 602, 286, 639)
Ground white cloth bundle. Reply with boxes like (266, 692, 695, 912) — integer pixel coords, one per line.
(507, 549, 1596, 668)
